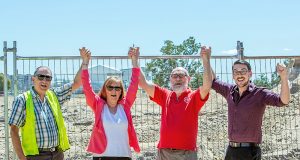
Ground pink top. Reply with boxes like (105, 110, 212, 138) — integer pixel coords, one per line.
(81, 68, 141, 154)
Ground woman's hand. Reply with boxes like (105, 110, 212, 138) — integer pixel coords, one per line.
(79, 47, 91, 69)
(79, 47, 91, 64)
(128, 46, 140, 67)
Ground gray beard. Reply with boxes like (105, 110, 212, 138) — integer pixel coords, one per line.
(171, 85, 187, 92)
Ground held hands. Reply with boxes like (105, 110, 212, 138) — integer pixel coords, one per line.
(200, 46, 211, 61)
(128, 47, 140, 61)
(79, 47, 91, 65)
(276, 63, 289, 80)
(128, 46, 140, 67)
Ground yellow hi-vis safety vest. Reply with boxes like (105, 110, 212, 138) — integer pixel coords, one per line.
(21, 90, 70, 156)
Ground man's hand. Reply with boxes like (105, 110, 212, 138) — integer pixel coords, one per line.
(128, 46, 140, 67)
(276, 63, 290, 104)
(128, 47, 140, 60)
(79, 47, 91, 64)
(200, 46, 211, 61)
(276, 63, 288, 80)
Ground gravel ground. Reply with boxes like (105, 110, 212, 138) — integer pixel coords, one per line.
(1, 82, 300, 160)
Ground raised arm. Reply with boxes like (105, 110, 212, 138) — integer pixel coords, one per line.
(277, 63, 290, 104)
(129, 46, 139, 68)
(80, 47, 99, 111)
(125, 47, 141, 107)
(199, 46, 212, 100)
(211, 66, 216, 80)
(129, 47, 155, 98)
(71, 48, 89, 92)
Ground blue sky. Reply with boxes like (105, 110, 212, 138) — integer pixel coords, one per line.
(1, 0, 299, 57)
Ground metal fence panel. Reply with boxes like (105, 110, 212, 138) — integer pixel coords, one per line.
(1, 55, 300, 160)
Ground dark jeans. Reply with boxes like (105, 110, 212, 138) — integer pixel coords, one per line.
(26, 151, 64, 160)
(225, 145, 261, 160)
(93, 157, 131, 160)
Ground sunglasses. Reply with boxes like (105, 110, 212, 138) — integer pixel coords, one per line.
(170, 73, 187, 79)
(106, 85, 122, 91)
(233, 69, 248, 75)
(35, 74, 52, 81)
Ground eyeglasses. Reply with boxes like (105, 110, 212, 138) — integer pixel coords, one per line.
(35, 74, 52, 81)
(233, 69, 248, 75)
(106, 85, 122, 91)
(170, 73, 187, 79)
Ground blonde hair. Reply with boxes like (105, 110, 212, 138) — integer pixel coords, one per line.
(99, 76, 125, 101)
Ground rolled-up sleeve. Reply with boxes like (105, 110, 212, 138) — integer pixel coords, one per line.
(263, 89, 285, 107)
(212, 79, 232, 98)
(52, 83, 73, 106)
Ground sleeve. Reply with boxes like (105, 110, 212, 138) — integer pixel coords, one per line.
(193, 88, 210, 111)
(262, 89, 285, 107)
(149, 85, 169, 108)
(124, 67, 140, 108)
(81, 69, 102, 112)
(52, 83, 72, 106)
(212, 79, 232, 98)
(9, 94, 26, 127)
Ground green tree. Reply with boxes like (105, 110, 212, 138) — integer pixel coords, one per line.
(253, 59, 290, 89)
(253, 72, 280, 89)
(145, 37, 203, 89)
(0, 73, 11, 93)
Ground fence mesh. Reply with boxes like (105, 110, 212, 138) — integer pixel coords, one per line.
(1, 55, 299, 159)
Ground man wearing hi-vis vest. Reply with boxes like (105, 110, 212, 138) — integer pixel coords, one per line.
(9, 64, 83, 160)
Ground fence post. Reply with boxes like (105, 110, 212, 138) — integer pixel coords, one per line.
(3, 41, 17, 160)
(13, 41, 18, 97)
(3, 41, 9, 160)
(236, 41, 244, 60)
(12, 41, 18, 160)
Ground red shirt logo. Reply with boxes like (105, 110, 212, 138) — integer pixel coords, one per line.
(184, 97, 191, 103)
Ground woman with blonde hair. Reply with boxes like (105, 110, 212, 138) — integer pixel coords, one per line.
(80, 47, 140, 160)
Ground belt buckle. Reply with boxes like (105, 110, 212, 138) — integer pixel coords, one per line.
(50, 147, 56, 152)
(229, 142, 240, 147)
(168, 148, 178, 151)
(233, 142, 240, 147)
(230, 142, 258, 148)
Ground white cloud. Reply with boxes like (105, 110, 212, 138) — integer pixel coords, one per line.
(283, 48, 293, 51)
(221, 49, 237, 55)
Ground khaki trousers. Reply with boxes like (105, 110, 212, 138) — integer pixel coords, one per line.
(157, 148, 197, 160)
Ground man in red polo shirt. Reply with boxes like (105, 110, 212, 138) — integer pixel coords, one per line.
(138, 46, 212, 160)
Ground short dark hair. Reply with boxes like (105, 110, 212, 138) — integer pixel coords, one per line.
(34, 66, 52, 76)
(232, 60, 251, 71)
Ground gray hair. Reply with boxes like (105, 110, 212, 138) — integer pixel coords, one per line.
(33, 66, 52, 76)
(171, 67, 189, 76)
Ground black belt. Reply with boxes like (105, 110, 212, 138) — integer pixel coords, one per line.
(38, 147, 58, 152)
(168, 148, 180, 151)
(229, 142, 259, 148)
